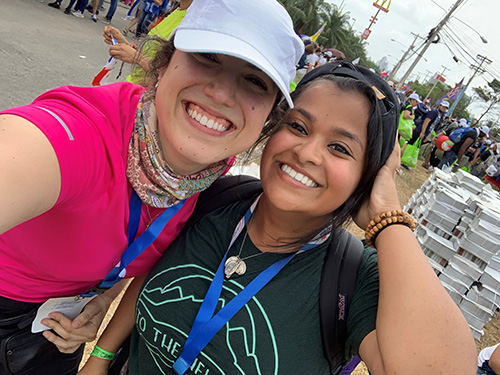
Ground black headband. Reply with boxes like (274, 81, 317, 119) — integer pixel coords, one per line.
(298, 61, 399, 165)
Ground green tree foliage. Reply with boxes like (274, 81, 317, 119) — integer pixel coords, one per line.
(281, 0, 378, 69)
(472, 79, 500, 123)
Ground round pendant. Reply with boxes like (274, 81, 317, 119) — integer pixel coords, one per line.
(224, 256, 241, 279)
(235, 260, 247, 276)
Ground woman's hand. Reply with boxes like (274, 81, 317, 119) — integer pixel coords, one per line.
(354, 138, 402, 230)
(41, 293, 112, 353)
(109, 44, 139, 64)
(103, 26, 128, 45)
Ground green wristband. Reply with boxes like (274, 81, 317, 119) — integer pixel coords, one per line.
(90, 345, 116, 360)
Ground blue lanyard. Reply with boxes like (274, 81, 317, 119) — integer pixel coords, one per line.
(81, 190, 185, 296)
(172, 196, 330, 374)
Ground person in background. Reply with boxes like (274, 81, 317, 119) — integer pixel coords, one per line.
(469, 142, 500, 178)
(96, 0, 118, 24)
(398, 92, 419, 162)
(422, 115, 458, 170)
(133, 0, 167, 39)
(437, 126, 490, 170)
(408, 100, 449, 146)
(68, 0, 89, 18)
(103, 0, 192, 84)
(478, 344, 500, 375)
(306, 44, 321, 72)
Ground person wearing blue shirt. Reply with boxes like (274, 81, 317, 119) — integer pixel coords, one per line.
(408, 101, 449, 146)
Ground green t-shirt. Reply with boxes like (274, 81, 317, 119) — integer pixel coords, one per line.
(129, 197, 379, 375)
(125, 8, 187, 84)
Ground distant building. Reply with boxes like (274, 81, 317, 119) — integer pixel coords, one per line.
(377, 56, 389, 73)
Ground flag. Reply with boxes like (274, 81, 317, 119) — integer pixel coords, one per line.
(311, 24, 325, 42)
(435, 78, 464, 105)
(92, 37, 118, 86)
(92, 57, 117, 86)
(445, 78, 464, 101)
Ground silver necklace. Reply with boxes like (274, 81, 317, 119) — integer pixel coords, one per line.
(224, 217, 265, 279)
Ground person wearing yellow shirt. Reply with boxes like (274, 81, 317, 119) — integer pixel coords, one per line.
(103, 0, 192, 84)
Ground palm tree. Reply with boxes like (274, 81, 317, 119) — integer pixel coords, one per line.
(318, 2, 351, 48)
(281, 0, 324, 35)
(281, 0, 379, 69)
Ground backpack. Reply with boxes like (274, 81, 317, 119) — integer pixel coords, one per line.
(413, 103, 429, 128)
(396, 93, 407, 113)
(448, 127, 473, 144)
(109, 176, 364, 375)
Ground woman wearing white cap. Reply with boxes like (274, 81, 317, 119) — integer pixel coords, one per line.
(0, 0, 303, 373)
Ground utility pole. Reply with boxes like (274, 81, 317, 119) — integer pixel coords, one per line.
(425, 65, 450, 100)
(386, 33, 421, 82)
(398, 0, 466, 86)
(448, 54, 492, 117)
(422, 69, 434, 83)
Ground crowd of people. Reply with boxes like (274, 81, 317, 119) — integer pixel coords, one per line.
(44, 0, 170, 37)
(393, 84, 500, 189)
(1, 0, 496, 374)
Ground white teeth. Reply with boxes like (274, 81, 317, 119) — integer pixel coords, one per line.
(187, 106, 228, 132)
(280, 164, 318, 187)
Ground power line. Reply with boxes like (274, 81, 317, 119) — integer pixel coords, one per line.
(440, 28, 477, 65)
(441, 26, 500, 80)
(448, 54, 491, 116)
(398, 0, 467, 86)
(443, 21, 500, 78)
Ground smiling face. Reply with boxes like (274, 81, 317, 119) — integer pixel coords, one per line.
(155, 50, 279, 175)
(259, 80, 369, 226)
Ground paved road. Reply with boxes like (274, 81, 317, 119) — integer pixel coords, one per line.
(0, 0, 133, 110)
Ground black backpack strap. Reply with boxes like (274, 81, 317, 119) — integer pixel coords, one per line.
(320, 229, 364, 375)
(183, 175, 263, 230)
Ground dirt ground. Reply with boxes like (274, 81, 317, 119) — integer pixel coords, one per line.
(81, 159, 500, 372)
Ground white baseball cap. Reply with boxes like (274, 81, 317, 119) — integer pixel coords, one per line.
(170, 0, 304, 108)
(479, 125, 490, 137)
(408, 93, 421, 102)
(459, 118, 468, 127)
(440, 101, 450, 108)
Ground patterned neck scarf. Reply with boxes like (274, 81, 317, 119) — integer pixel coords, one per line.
(126, 89, 232, 208)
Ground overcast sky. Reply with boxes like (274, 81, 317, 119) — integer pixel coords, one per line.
(336, 0, 499, 118)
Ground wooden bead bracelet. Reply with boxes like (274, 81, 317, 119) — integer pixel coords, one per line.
(365, 209, 416, 248)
